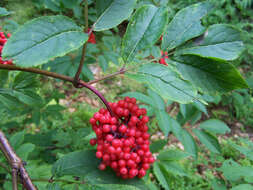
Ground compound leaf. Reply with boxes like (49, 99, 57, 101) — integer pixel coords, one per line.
(153, 162, 170, 190)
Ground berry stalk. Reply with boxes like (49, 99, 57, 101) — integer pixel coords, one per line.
(78, 80, 114, 116)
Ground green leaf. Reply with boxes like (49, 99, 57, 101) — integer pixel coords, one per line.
(162, 161, 188, 176)
(193, 129, 221, 154)
(13, 72, 38, 89)
(211, 178, 226, 190)
(46, 183, 62, 190)
(150, 140, 167, 153)
(0, 7, 12, 17)
(176, 129, 198, 159)
(10, 131, 25, 150)
(134, 63, 197, 104)
(156, 110, 171, 137)
(147, 89, 165, 110)
(230, 141, 253, 161)
(231, 184, 253, 190)
(2, 15, 88, 67)
(0, 71, 9, 88)
(43, 55, 93, 81)
(0, 93, 23, 111)
(93, 184, 141, 190)
(198, 119, 230, 134)
(16, 143, 35, 160)
(122, 5, 168, 63)
(98, 55, 108, 72)
(52, 150, 100, 177)
(169, 118, 198, 158)
(94, 0, 136, 31)
(174, 55, 248, 94)
(158, 149, 190, 161)
(153, 162, 170, 190)
(218, 160, 253, 181)
(177, 24, 245, 61)
(162, 2, 213, 51)
(84, 169, 148, 190)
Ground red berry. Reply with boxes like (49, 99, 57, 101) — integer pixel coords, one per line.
(118, 159, 126, 167)
(138, 169, 146, 178)
(96, 151, 103, 158)
(89, 138, 96, 146)
(99, 163, 106, 170)
(119, 125, 127, 133)
(89, 97, 154, 179)
(120, 167, 128, 175)
(103, 154, 110, 161)
(102, 124, 111, 133)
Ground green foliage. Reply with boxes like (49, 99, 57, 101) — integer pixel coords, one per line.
(177, 24, 245, 61)
(131, 63, 198, 103)
(0, 7, 12, 17)
(174, 55, 248, 94)
(121, 5, 168, 63)
(94, 0, 136, 31)
(2, 15, 88, 67)
(0, 1, 252, 190)
(162, 1, 213, 51)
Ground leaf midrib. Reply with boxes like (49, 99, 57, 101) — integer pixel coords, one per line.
(126, 7, 158, 62)
(94, 0, 114, 29)
(5, 29, 82, 59)
(139, 71, 199, 103)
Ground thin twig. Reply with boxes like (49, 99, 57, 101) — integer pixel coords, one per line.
(0, 64, 74, 83)
(78, 80, 114, 116)
(12, 167, 18, 190)
(0, 130, 37, 190)
(87, 57, 161, 85)
(88, 68, 127, 85)
(74, 0, 89, 86)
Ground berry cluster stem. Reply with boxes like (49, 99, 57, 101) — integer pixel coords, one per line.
(78, 80, 114, 116)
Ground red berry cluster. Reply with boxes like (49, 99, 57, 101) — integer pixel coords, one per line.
(0, 31, 12, 65)
(159, 50, 168, 66)
(87, 28, 96, 44)
(89, 97, 155, 179)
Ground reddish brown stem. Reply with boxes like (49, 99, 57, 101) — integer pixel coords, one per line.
(74, 0, 89, 86)
(0, 130, 37, 190)
(78, 80, 114, 116)
(0, 64, 74, 83)
(88, 68, 126, 85)
(0, 64, 114, 116)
